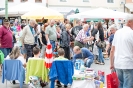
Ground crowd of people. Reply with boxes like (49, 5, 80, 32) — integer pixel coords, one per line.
(1, 15, 133, 88)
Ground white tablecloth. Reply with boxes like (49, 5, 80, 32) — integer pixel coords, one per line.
(71, 80, 95, 88)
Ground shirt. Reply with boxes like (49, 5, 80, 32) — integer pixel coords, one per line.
(0, 26, 13, 48)
(6, 55, 25, 65)
(45, 25, 57, 41)
(75, 29, 87, 43)
(112, 26, 133, 69)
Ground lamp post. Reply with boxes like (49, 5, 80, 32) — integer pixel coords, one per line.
(5, 0, 8, 19)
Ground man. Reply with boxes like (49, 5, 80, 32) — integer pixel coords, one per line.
(73, 46, 94, 68)
(110, 15, 133, 88)
(20, 19, 36, 62)
(74, 24, 90, 48)
(45, 20, 57, 51)
(61, 19, 69, 32)
(71, 19, 82, 38)
(106, 24, 117, 56)
(0, 19, 13, 58)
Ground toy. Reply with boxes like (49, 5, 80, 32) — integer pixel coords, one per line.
(29, 76, 41, 88)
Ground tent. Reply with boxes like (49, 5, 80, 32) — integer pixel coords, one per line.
(64, 10, 75, 18)
(0, 2, 45, 16)
(67, 8, 129, 19)
(21, 7, 64, 19)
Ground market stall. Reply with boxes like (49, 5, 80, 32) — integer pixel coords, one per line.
(21, 7, 64, 20)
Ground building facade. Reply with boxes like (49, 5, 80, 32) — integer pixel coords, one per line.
(0, 0, 46, 11)
(48, 0, 124, 15)
(125, 0, 133, 13)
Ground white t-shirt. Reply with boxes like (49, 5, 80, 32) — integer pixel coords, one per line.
(112, 26, 133, 69)
(6, 55, 25, 65)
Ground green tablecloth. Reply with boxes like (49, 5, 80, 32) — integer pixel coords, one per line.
(26, 58, 49, 83)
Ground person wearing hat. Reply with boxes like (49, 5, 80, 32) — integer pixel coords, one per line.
(0, 19, 13, 58)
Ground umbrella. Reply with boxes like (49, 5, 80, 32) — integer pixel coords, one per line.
(21, 7, 64, 19)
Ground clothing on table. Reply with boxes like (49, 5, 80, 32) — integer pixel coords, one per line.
(0, 26, 13, 48)
(2, 60, 25, 88)
(26, 58, 49, 83)
(5, 55, 26, 65)
(49, 61, 74, 88)
(112, 26, 133, 69)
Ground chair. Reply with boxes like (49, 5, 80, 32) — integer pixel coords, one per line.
(49, 60, 74, 88)
(2, 60, 25, 88)
(26, 58, 49, 84)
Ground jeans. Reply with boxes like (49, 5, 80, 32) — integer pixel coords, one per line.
(0, 48, 12, 58)
(85, 59, 93, 68)
(98, 47, 104, 63)
(50, 40, 55, 52)
(116, 69, 133, 88)
(40, 45, 46, 58)
(24, 44, 34, 62)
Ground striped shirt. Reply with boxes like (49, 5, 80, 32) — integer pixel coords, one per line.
(75, 29, 87, 43)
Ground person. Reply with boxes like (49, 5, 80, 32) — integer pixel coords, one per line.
(20, 19, 36, 62)
(0, 19, 13, 58)
(29, 46, 41, 59)
(74, 24, 90, 48)
(71, 19, 82, 39)
(60, 24, 71, 60)
(5, 46, 26, 84)
(54, 48, 68, 88)
(106, 24, 117, 57)
(39, 23, 48, 58)
(96, 22, 105, 65)
(45, 20, 57, 51)
(110, 15, 133, 88)
(73, 46, 94, 68)
(56, 26, 61, 45)
(61, 19, 69, 32)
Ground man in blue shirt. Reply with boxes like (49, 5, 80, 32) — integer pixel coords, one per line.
(73, 46, 94, 68)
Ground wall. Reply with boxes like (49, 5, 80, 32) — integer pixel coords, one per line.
(0, 0, 46, 8)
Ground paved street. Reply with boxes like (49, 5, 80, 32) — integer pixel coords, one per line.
(0, 59, 110, 88)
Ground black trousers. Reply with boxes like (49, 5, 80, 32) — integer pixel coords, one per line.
(61, 46, 70, 60)
(24, 44, 34, 62)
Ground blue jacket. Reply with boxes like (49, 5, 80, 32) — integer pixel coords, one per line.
(49, 61, 74, 88)
(2, 60, 25, 88)
(73, 48, 94, 63)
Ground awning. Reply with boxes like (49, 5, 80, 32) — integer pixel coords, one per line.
(125, 3, 133, 12)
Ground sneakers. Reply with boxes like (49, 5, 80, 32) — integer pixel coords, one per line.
(99, 63, 105, 65)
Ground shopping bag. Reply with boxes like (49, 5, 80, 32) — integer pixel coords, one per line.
(107, 72, 119, 88)
(0, 50, 4, 64)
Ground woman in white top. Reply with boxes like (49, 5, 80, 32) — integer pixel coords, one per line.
(6, 46, 26, 67)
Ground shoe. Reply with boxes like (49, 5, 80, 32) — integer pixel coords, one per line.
(64, 85, 67, 88)
(100, 63, 105, 65)
(95, 61, 100, 64)
(56, 81, 62, 87)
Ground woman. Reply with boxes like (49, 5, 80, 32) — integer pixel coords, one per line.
(56, 26, 61, 45)
(97, 22, 105, 65)
(5, 46, 26, 84)
(39, 23, 48, 58)
(60, 24, 71, 60)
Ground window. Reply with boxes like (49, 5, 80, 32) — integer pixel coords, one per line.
(21, 0, 28, 2)
(35, 0, 42, 2)
(107, 0, 114, 3)
(83, 0, 89, 2)
(60, 0, 67, 2)
(8, 0, 13, 2)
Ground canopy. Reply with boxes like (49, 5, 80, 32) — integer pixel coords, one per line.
(21, 7, 64, 19)
(0, 2, 45, 16)
(67, 8, 129, 19)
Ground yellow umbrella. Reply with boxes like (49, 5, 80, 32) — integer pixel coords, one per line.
(21, 7, 64, 19)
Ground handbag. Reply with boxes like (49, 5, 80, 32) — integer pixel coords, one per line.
(106, 72, 119, 88)
(96, 41, 106, 49)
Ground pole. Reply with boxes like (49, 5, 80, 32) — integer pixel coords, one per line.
(5, 0, 8, 19)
